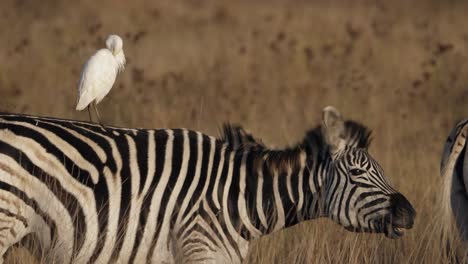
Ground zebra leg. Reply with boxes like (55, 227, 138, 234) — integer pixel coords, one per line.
(150, 229, 177, 264)
(0, 212, 29, 264)
(174, 216, 238, 264)
(0, 191, 51, 263)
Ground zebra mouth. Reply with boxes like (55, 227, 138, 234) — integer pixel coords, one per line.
(384, 223, 406, 239)
(344, 222, 406, 238)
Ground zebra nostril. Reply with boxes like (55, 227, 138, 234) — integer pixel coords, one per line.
(390, 193, 416, 227)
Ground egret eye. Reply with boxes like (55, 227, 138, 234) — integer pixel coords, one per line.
(349, 168, 366, 176)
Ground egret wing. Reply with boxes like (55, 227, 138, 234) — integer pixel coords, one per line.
(76, 50, 117, 109)
(76, 58, 95, 110)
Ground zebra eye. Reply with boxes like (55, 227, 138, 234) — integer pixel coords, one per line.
(349, 168, 366, 176)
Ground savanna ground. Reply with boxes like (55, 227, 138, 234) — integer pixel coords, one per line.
(0, 0, 467, 263)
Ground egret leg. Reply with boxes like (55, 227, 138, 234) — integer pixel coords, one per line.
(87, 105, 93, 123)
(92, 102, 106, 129)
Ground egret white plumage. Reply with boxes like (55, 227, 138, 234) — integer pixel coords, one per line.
(76, 34, 126, 124)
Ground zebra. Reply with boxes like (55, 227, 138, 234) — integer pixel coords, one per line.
(0, 106, 415, 263)
(441, 119, 468, 243)
(219, 123, 264, 150)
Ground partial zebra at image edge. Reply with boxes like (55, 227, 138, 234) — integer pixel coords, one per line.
(440, 118, 468, 260)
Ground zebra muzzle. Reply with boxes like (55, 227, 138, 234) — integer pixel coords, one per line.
(384, 193, 416, 238)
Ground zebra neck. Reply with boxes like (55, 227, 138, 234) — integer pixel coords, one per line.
(242, 146, 328, 239)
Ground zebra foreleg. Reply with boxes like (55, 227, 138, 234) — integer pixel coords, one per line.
(0, 192, 51, 263)
(0, 212, 31, 262)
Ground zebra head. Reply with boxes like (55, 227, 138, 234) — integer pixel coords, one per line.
(219, 107, 415, 238)
(319, 106, 415, 238)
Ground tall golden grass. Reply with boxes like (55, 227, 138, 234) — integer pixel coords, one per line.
(1, 0, 467, 262)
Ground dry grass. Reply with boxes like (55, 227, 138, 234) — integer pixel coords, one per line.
(1, 0, 467, 263)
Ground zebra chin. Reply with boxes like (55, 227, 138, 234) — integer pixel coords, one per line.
(343, 218, 412, 239)
(379, 215, 414, 239)
(383, 221, 408, 239)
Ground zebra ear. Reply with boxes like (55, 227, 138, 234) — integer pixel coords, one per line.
(321, 106, 346, 156)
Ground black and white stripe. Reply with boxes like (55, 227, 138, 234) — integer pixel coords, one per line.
(441, 119, 468, 243)
(0, 106, 415, 264)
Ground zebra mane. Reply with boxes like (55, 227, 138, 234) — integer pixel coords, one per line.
(219, 120, 372, 174)
(219, 123, 265, 150)
(341, 120, 373, 149)
(219, 123, 301, 173)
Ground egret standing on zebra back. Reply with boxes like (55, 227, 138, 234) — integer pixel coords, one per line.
(76, 34, 126, 124)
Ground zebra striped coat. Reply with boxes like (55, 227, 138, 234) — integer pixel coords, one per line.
(0, 106, 415, 263)
(441, 119, 468, 242)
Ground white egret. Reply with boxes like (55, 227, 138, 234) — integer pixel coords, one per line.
(76, 34, 126, 124)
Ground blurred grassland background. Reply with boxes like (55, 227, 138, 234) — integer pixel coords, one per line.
(0, 0, 467, 263)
